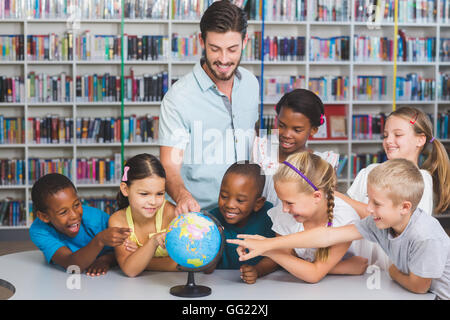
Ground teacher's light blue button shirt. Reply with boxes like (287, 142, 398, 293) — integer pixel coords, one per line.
(159, 60, 259, 210)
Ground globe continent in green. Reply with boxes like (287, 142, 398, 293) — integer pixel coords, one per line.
(165, 212, 222, 269)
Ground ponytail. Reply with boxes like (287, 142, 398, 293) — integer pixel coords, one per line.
(422, 139, 450, 213)
(315, 183, 336, 262)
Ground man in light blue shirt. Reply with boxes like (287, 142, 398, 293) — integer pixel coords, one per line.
(159, 1, 259, 213)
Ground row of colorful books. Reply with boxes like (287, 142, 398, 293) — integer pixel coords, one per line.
(437, 112, 449, 139)
(309, 36, 350, 61)
(337, 152, 388, 178)
(0, 76, 25, 103)
(309, 76, 349, 101)
(76, 154, 122, 185)
(26, 33, 73, 61)
(0, 159, 25, 185)
(0, 115, 24, 144)
(311, 0, 350, 21)
(439, 73, 450, 100)
(75, 70, 168, 103)
(27, 116, 73, 144)
(171, 33, 201, 61)
(258, 75, 305, 101)
(28, 158, 73, 183)
(77, 32, 169, 61)
(2, 0, 448, 23)
(0, 199, 25, 227)
(396, 73, 435, 101)
(397, 30, 436, 62)
(80, 198, 118, 215)
(355, 0, 437, 23)
(1, 33, 446, 63)
(243, 33, 306, 62)
(27, 72, 73, 103)
(0, 35, 24, 61)
(354, 36, 393, 62)
(353, 76, 388, 101)
(76, 115, 159, 144)
(441, 38, 450, 62)
(352, 113, 387, 140)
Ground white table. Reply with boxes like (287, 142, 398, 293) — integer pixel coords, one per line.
(0, 250, 435, 300)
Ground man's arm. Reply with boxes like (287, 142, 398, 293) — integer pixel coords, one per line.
(160, 146, 200, 215)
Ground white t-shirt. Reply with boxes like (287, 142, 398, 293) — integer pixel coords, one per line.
(347, 163, 434, 215)
(267, 197, 365, 262)
(251, 135, 340, 207)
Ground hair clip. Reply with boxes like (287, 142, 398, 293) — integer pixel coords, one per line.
(409, 112, 418, 125)
(122, 166, 130, 182)
(429, 137, 435, 143)
(327, 221, 333, 227)
(320, 114, 325, 125)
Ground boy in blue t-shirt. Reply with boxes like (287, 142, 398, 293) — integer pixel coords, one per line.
(208, 161, 278, 284)
(29, 173, 132, 276)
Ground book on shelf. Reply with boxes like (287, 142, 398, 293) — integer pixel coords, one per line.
(441, 38, 450, 62)
(27, 72, 73, 103)
(336, 154, 348, 178)
(123, 0, 169, 19)
(171, 33, 201, 61)
(310, 104, 348, 140)
(397, 29, 436, 62)
(312, 0, 350, 22)
(0, 115, 24, 144)
(0, 159, 25, 186)
(0, 35, 24, 61)
(353, 35, 393, 62)
(354, 75, 388, 101)
(0, 76, 25, 103)
(309, 36, 350, 61)
(437, 112, 449, 139)
(243, 33, 306, 62)
(350, 152, 387, 178)
(27, 115, 73, 144)
(75, 70, 168, 103)
(396, 73, 435, 101)
(352, 113, 387, 140)
(27, 32, 73, 61)
(28, 158, 73, 184)
(355, 0, 436, 23)
(257, 75, 305, 102)
(75, 114, 159, 144)
(80, 197, 118, 215)
(438, 72, 449, 100)
(0, 198, 25, 227)
(76, 154, 121, 185)
(308, 75, 349, 101)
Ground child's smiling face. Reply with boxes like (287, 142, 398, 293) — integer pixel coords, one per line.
(218, 173, 264, 228)
(37, 187, 83, 238)
(277, 106, 318, 156)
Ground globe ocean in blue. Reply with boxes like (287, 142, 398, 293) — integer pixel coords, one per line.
(165, 212, 222, 269)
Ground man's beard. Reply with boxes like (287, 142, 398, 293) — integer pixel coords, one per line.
(204, 51, 241, 81)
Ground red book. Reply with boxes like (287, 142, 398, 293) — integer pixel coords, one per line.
(310, 104, 348, 140)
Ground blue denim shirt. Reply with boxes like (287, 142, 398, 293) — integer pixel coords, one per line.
(159, 60, 259, 210)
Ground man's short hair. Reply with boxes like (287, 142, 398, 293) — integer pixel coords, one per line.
(200, 0, 248, 41)
(368, 159, 425, 212)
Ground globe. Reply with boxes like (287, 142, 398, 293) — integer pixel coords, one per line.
(165, 211, 222, 269)
(165, 211, 224, 298)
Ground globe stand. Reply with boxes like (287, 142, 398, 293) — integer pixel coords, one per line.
(170, 271, 211, 298)
(167, 211, 225, 298)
